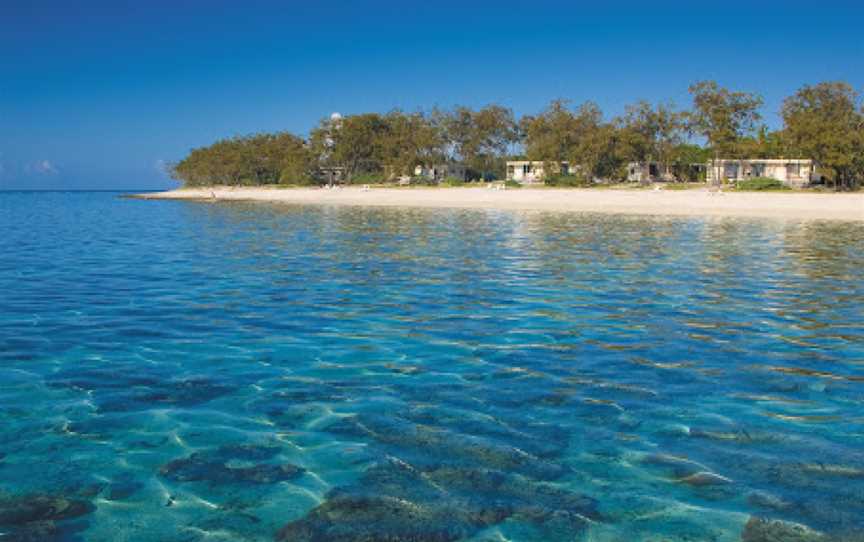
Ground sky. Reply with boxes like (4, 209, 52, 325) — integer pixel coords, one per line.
(2, 0, 862, 190)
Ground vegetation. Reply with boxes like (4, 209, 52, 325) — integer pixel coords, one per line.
(781, 82, 864, 190)
(734, 177, 788, 191)
(171, 81, 864, 190)
(545, 174, 593, 187)
(665, 182, 704, 191)
(687, 80, 764, 157)
(173, 132, 315, 187)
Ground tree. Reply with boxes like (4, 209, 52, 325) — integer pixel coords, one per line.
(271, 133, 316, 184)
(782, 81, 864, 189)
(568, 102, 614, 180)
(520, 100, 621, 182)
(734, 126, 787, 160)
(441, 105, 518, 179)
(380, 110, 446, 177)
(520, 99, 579, 162)
(171, 132, 314, 187)
(309, 113, 391, 180)
(688, 80, 763, 156)
(616, 101, 687, 177)
(669, 143, 710, 181)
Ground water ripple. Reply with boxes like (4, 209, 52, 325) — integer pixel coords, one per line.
(0, 193, 863, 541)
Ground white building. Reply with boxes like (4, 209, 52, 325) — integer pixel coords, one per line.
(706, 159, 818, 188)
(627, 162, 670, 183)
(413, 163, 468, 183)
(506, 161, 576, 184)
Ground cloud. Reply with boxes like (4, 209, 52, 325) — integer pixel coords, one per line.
(154, 159, 169, 176)
(27, 159, 59, 175)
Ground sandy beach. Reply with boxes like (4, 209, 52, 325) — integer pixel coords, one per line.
(137, 186, 864, 221)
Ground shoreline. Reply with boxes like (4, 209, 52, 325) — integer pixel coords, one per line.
(134, 186, 864, 221)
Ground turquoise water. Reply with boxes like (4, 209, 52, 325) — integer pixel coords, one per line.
(1, 191, 863, 541)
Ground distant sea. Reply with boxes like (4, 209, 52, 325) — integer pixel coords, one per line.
(1, 191, 863, 541)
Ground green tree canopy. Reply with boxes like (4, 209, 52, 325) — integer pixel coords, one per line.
(171, 132, 314, 186)
(520, 99, 579, 162)
(688, 80, 763, 156)
(380, 110, 446, 176)
(616, 101, 686, 168)
(310, 113, 391, 179)
(520, 100, 621, 180)
(441, 105, 518, 178)
(781, 81, 864, 189)
(170, 80, 863, 189)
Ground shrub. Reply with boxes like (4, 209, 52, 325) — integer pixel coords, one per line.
(349, 172, 388, 185)
(665, 182, 701, 191)
(504, 180, 522, 189)
(442, 177, 466, 187)
(735, 177, 788, 191)
(546, 174, 593, 187)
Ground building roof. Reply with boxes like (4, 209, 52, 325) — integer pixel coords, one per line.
(707, 158, 812, 164)
(506, 160, 570, 165)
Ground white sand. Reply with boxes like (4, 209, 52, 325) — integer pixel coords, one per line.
(136, 186, 864, 221)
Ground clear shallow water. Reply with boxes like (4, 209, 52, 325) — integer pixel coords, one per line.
(1, 191, 863, 541)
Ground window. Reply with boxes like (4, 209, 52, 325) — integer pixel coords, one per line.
(786, 162, 800, 178)
(724, 163, 739, 179)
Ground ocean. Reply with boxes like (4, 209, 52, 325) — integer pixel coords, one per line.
(1, 191, 863, 541)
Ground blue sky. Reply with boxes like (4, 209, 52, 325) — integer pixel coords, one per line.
(2, 0, 862, 190)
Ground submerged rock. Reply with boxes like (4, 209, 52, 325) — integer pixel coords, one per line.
(0, 494, 94, 526)
(275, 458, 598, 542)
(275, 461, 508, 542)
(678, 471, 733, 487)
(160, 454, 303, 485)
(217, 443, 281, 461)
(423, 465, 600, 523)
(689, 427, 785, 445)
(99, 378, 234, 412)
(47, 367, 237, 413)
(3, 520, 58, 542)
(159, 443, 302, 486)
(265, 404, 331, 428)
(275, 492, 494, 542)
(105, 479, 144, 502)
(641, 452, 705, 478)
(741, 516, 828, 542)
(327, 414, 567, 480)
(746, 491, 794, 512)
(0, 494, 94, 541)
(403, 406, 570, 459)
(383, 362, 425, 375)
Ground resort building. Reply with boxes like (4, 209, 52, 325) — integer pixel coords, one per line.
(627, 162, 673, 183)
(706, 159, 817, 188)
(318, 166, 347, 184)
(413, 163, 468, 183)
(506, 161, 577, 184)
(627, 162, 707, 183)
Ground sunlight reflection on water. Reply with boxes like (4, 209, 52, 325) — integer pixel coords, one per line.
(0, 192, 862, 541)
